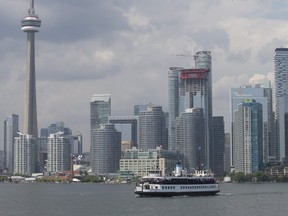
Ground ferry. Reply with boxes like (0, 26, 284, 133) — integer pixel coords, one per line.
(135, 162, 220, 197)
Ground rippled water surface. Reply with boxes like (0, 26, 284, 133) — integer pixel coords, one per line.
(0, 182, 288, 216)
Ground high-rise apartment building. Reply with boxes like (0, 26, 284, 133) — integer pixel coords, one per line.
(39, 122, 73, 171)
(139, 105, 167, 150)
(14, 133, 37, 175)
(230, 83, 274, 164)
(47, 132, 72, 172)
(91, 124, 121, 174)
(176, 108, 205, 172)
(274, 48, 288, 162)
(233, 99, 263, 174)
(4, 114, 19, 174)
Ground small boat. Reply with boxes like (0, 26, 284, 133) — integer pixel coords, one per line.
(134, 162, 220, 197)
(223, 176, 231, 183)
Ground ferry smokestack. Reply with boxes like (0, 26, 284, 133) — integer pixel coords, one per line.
(175, 162, 182, 177)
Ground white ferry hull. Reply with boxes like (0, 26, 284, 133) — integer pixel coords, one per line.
(135, 184, 220, 197)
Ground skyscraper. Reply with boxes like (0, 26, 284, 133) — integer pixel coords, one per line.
(21, 0, 41, 139)
(134, 104, 150, 115)
(212, 116, 225, 176)
(274, 48, 288, 162)
(233, 99, 263, 174)
(14, 133, 37, 175)
(278, 96, 288, 163)
(47, 132, 72, 172)
(91, 124, 121, 174)
(4, 114, 19, 174)
(230, 83, 274, 164)
(176, 108, 205, 172)
(168, 51, 213, 169)
(39, 122, 73, 171)
(139, 105, 167, 150)
(194, 51, 213, 169)
(178, 68, 211, 168)
(168, 67, 182, 151)
(90, 94, 111, 131)
(73, 131, 83, 155)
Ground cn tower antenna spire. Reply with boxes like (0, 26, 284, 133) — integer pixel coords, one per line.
(28, 0, 35, 15)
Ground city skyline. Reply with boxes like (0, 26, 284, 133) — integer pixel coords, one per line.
(0, 1, 285, 151)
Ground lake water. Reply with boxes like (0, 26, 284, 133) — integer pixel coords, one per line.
(0, 182, 288, 216)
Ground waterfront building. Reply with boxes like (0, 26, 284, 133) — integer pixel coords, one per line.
(119, 147, 178, 177)
(14, 133, 37, 175)
(212, 116, 225, 176)
(274, 48, 288, 162)
(91, 124, 121, 174)
(4, 114, 19, 174)
(139, 105, 167, 150)
(230, 83, 274, 164)
(176, 108, 205, 172)
(47, 132, 72, 172)
(233, 99, 263, 174)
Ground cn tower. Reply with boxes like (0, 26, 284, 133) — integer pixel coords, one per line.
(21, 0, 41, 138)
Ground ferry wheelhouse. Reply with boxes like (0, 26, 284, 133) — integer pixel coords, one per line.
(135, 162, 220, 197)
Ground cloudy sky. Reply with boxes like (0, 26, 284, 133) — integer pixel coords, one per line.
(0, 0, 286, 151)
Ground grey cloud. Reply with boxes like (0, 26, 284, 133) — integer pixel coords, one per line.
(38, 64, 121, 82)
(227, 49, 251, 63)
(190, 27, 230, 51)
(38, 0, 131, 43)
(257, 39, 285, 64)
